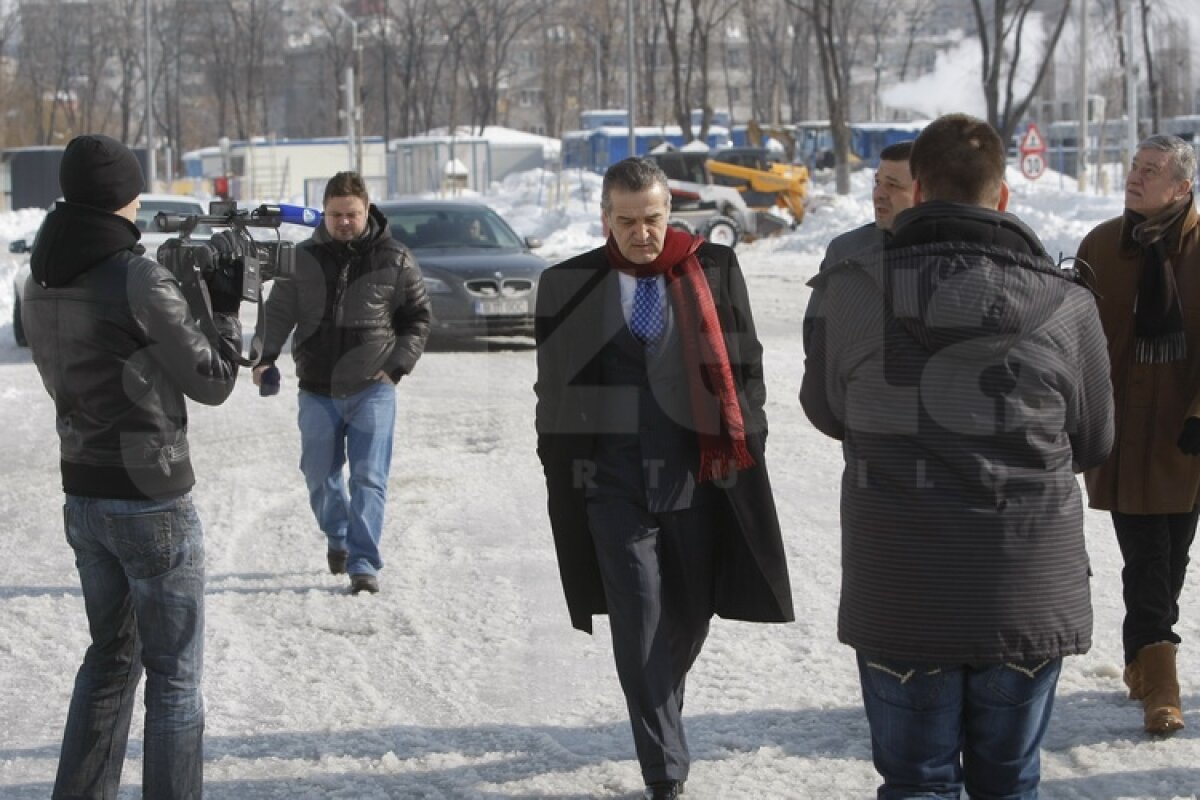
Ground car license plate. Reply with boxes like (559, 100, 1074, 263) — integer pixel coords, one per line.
(475, 298, 528, 316)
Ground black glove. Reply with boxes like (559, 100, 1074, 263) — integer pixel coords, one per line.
(1178, 417, 1200, 455)
(207, 277, 242, 313)
(206, 255, 243, 313)
(258, 365, 280, 397)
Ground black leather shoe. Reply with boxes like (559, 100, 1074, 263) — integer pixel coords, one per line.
(327, 549, 348, 575)
(350, 573, 379, 594)
(643, 781, 684, 799)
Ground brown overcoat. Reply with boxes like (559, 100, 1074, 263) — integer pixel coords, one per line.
(1077, 202, 1200, 514)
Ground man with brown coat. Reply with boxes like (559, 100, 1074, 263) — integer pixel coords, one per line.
(1076, 133, 1200, 735)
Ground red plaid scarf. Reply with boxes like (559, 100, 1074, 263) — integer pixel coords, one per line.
(605, 228, 755, 482)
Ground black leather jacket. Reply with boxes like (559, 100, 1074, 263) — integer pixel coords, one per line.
(24, 201, 242, 500)
(262, 205, 431, 397)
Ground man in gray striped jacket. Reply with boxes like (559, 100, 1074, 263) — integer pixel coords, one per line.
(801, 113, 1114, 799)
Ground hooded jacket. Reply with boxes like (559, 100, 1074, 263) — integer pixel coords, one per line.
(801, 202, 1114, 663)
(23, 201, 242, 500)
(261, 204, 431, 397)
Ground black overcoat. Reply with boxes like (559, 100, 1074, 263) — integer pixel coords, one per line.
(534, 242, 794, 633)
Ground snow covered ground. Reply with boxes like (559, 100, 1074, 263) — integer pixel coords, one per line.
(0, 167, 1197, 799)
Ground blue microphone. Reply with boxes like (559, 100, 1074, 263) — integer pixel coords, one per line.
(255, 204, 323, 227)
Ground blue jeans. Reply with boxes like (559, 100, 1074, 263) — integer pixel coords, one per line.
(298, 382, 395, 577)
(856, 653, 1062, 800)
(55, 494, 205, 800)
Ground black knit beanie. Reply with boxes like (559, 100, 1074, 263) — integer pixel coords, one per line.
(59, 134, 145, 212)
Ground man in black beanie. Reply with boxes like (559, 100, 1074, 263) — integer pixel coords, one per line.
(22, 133, 244, 799)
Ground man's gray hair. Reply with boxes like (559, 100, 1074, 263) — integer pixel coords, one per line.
(601, 157, 671, 213)
(1138, 134, 1198, 183)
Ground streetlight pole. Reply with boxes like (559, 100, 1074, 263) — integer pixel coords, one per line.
(1076, 0, 1089, 192)
(626, 0, 636, 158)
(144, 0, 157, 190)
(1125, 8, 1138, 168)
(332, 5, 359, 174)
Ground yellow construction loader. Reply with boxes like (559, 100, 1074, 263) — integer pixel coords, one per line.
(648, 143, 810, 246)
(705, 150, 810, 223)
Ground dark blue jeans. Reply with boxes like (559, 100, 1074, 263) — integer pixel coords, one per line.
(856, 654, 1062, 800)
(54, 494, 205, 800)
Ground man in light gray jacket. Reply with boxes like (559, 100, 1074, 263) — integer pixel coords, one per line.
(816, 140, 914, 272)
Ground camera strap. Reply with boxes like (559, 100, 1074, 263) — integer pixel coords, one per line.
(192, 279, 267, 368)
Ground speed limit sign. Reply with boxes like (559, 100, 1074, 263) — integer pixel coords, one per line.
(1021, 151, 1046, 180)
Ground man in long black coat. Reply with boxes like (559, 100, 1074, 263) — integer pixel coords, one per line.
(534, 157, 793, 800)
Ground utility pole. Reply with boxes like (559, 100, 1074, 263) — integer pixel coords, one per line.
(143, 0, 157, 190)
(1076, 0, 1089, 192)
(626, 0, 636, 158)
(1125, 8, 1139, 166)
(333, 5, 360, 174)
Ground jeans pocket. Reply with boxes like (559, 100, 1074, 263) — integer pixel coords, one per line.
(105, 510, 179, 579)
(862, 658, 951, 710)
(986, 658, 1062, 705)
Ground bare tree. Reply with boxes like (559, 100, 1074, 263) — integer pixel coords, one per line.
(894, 0, 936, 85)
(970, 0, 1072, 145)
(533, 4, 586, 137)
(691, 0, 739, 140)
(782, 4, 817, 122)
(861, 0, 902, 120)
(15, 0, 89, 144)
(108, 0, 147, 145)
(861, 0, 936, 119)
(64, 3, 116, 136)
(361, 0, 445, 141)
(656, 0, 738, 141)
(364, 0, 447, 138)
(445, 0, 541, 132)
(787, 0, 863, 194)
(312, 6, 359, 137)
(576, 0, 621, 110)
(0, 11, 20, 146)
(153, 0, 194, 174)
(1137, 0, 1159, 130)
(1111, 0, 1131, 131)
(636, 0, 666, 125)
(738, 0, 795, 124)
(196, 0, 287, 140)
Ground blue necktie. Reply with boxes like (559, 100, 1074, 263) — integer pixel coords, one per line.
(630, 276, 665, 346)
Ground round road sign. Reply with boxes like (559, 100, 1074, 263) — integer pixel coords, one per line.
(1021, 151, 1046, 180)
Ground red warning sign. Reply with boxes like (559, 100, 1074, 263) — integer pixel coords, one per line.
(1020, 123, 1046, 154)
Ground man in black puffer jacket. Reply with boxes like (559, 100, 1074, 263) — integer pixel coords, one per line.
(23, 134, 243, 799)
(801, 114, 1114, 799)
(254, 171, 430, 595)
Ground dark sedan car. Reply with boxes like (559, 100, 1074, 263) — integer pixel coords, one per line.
(377, 199, 548, 337)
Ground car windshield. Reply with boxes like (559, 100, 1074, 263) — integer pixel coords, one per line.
(381, 207, 524, 250)
(138, 200, 212, 236)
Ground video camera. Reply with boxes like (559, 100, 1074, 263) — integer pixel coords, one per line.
(154, 200, 305, 304)
(153, 200, 321, 367)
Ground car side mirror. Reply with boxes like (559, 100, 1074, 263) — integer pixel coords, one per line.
(8, 239, 28, 254)
(524, 236, 543, 250)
